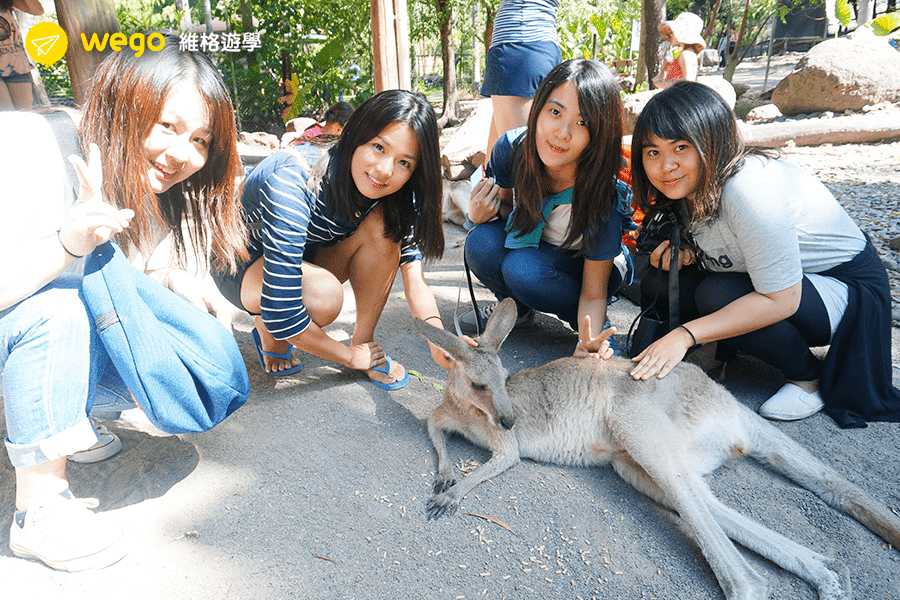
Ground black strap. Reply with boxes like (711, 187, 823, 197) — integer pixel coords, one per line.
(667, 223, 682, 330)
(462, 250, 482, 336)
(42, 110, 84, 216)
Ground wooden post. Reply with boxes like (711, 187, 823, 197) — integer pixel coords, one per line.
(54, 0, 119, 106)
(371, 0, 400, 92)
(394, 0, 411, 90)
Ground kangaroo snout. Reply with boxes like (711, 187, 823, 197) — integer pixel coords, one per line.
(498, 415, 515, 431)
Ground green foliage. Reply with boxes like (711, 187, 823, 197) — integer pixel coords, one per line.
(557, 0, 640, 63)
(869, 12, 900, 37)
(209, 0, 373, 131)
(115, 0, 183, 33)
(834, 0, 853, 28)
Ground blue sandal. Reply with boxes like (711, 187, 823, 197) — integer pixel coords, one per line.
(368, 356, 409, 390)
(252, 328, 303, 376)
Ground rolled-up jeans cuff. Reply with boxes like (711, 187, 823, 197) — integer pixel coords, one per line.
(4, 417, 97, 469)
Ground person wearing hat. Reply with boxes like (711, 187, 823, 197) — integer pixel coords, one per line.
(653, 12, 706, 89)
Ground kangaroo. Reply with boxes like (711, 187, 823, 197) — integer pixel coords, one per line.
(415, 298, 900, 600)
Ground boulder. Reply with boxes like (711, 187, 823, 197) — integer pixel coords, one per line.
(745, 103, 783, 122)
(285, 117, 317, 133)
(697, 75, 737, 108)
(771, 36, 900, 116)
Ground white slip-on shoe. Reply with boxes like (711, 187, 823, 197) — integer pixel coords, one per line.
(758, 383, 824, 421)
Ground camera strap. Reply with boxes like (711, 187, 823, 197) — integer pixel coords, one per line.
(668, 223, 682, 329)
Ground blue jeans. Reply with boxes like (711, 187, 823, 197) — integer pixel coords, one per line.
(464, 220, 625, 330)
(0, 274, 133, 468)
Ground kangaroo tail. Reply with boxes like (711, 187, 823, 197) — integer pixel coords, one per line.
(743, 406, 900, 547)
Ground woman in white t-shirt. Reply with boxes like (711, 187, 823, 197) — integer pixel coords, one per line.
(627, 81, 900, 429)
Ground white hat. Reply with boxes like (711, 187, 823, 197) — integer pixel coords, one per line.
(661, 12, 706, 49)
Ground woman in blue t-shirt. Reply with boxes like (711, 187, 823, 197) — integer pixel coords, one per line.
(461, 59, 633, 354)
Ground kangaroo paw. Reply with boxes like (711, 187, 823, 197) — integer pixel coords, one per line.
(426, 492, 459, 520)
(432, 474, 456, 494)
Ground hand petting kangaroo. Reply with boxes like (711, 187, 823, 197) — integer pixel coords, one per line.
(415, 298, 900, 600)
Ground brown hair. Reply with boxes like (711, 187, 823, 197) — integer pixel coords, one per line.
(80, 33, 248, 273)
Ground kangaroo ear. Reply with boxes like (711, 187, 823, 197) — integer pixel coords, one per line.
(478, 297, 516, 352)
(414, 317, 476, 361)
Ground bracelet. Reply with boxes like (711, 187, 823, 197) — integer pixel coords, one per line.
(57, 229, 85, 259)
(423, 315, 442, 323)
(679, 324, 698, 346)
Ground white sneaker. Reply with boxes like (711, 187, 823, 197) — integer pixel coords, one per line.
(68, 419, 122, 464)
(10, 490, 127, 572)
(758, 383, 824, 421)
(458, 302, 535, 336)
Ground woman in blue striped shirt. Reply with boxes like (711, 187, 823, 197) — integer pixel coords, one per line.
(214, 91, 445, 389)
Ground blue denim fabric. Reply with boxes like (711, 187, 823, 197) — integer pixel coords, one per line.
(0, 274, 132, 468)
(465, 220, 625, 331)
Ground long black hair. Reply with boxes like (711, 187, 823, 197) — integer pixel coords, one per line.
(507, 59, 624, 252)
(324, 90, 444, 260)
(631, 81, 771, 225)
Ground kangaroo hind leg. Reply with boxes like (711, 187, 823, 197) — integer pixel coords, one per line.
(706, 496, 850, 600)
(618, 421, 770, 600)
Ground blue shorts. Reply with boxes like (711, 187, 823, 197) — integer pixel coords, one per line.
(212, 242, 321, 313)
(2, 71, 32, 84)
(480, 41, 561, 98)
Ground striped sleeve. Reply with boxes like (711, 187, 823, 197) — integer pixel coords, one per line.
(257, 161, 318, 340)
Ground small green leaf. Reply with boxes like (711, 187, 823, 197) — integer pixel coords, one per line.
(871, 12, 900, 36)
(432, 382, 444, 392)
(408, 370, 424, 382)
(835, 0, 853, 28)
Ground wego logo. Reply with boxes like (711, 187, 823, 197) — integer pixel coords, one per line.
(25, 24, 165, 66)
(25, 22, 67, 66)
(80, 31, 166, 57)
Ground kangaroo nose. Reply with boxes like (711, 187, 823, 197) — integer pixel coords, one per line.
(499, 415, 515, 431)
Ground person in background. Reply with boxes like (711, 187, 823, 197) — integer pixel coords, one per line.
(299, 100, 354, 138)
(653, 12, 705, 89)
(0, 0, 43, 110)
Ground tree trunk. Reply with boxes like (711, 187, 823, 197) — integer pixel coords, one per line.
(203, 0, 214, 34)
(722, 0, 751, 81)
(238, 0, 257, 68)
(639, 0, 666, 88)
(480, 0, 496, 53)
(857, 0, 873, 26)
(54, 0, 119, 106)
(703, 0, 723, 38)
(174, 0, 191, 31)
(437, 0, 460, 128)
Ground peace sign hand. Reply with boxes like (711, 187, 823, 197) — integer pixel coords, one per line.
(59, 143, 135, 257)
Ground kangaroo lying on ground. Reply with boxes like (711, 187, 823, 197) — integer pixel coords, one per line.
(415, 298, 900, 600)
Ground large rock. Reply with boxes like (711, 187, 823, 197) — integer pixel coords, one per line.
(771, 35, 900, 116)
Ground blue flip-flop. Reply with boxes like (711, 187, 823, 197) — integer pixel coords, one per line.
(251, 328, 303, 376)
(369, 355, 409, 390)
